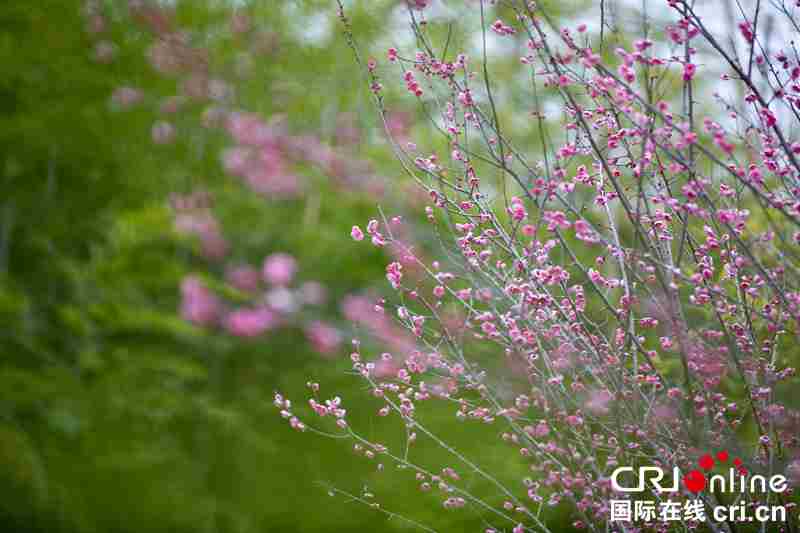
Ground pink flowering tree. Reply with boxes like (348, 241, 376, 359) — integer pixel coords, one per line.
(273, 0, 800, 531)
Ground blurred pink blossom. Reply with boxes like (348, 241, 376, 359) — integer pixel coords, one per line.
(225, 265, 260, 293)
(585, 390, 613, 416)
(300, 281, 327, 306)
(341, 294, 416, 354)
(224, 307, 277, 337)
(227, 112, 276, 146)
(221, 146, 254, 175)
(262, 253, 297, 286)
(370, 357, 402, 379)
(306, 321, 342, 355)
(180, 276, 220, 326)
(266, 287, 297, 314)
(174, 211, 228, 260)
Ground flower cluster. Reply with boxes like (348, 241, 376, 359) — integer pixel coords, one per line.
(282, 0, 800, 530)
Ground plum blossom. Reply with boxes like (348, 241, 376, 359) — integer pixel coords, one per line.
(262, 253, 298, 286)
(225, 265, 260, 293)
(180, 276, 220, 326)
(305, 321, 342, 355)
(224, 307, 277, 337)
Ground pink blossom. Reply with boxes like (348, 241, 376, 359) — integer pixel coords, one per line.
(385, 111, 412, 142)
(299, 281, 327, 306)
(266, 287, 297, 314)
(543, 210, 570, 231)
(585, 390, 613, 416)
(640, 317, 659, 328)
(386, 262, 403, 289)
(574, 220, 599, 243)
(351, 225, 365, 241)
(682, 62, 697, 81)
(532, 421, 550, 437)
(226, 112, 275, 146)
(306, 321, 342, 355)
(226, 265, 260, 293)
(262, 253, 298, 286)
(371, 357, 402, 379)
(565, 414, 584, 427)
(221, 146, 254, 175)
(404, 71, 423, 97)
(180, 276, 220, 326)
(738, 21, 754, 42)
(492, 20, 516, 36)
(341, 294, 415, 354)
(173, 211, 228, 260)
(508, 197, 527, 221)
(224, 307, 277, 337)
(241, 147, 300, 198)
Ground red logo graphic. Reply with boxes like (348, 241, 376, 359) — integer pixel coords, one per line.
(682, 450, 745, 493)
(683, 470, 707, 493)
(699, 454, 715, 471)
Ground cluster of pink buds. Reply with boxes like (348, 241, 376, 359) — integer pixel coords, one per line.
(275, 393, 305, 432)
(403, 71, 423, 97)
(492, 19, 516, 36)
(309, 396, 348, 429)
